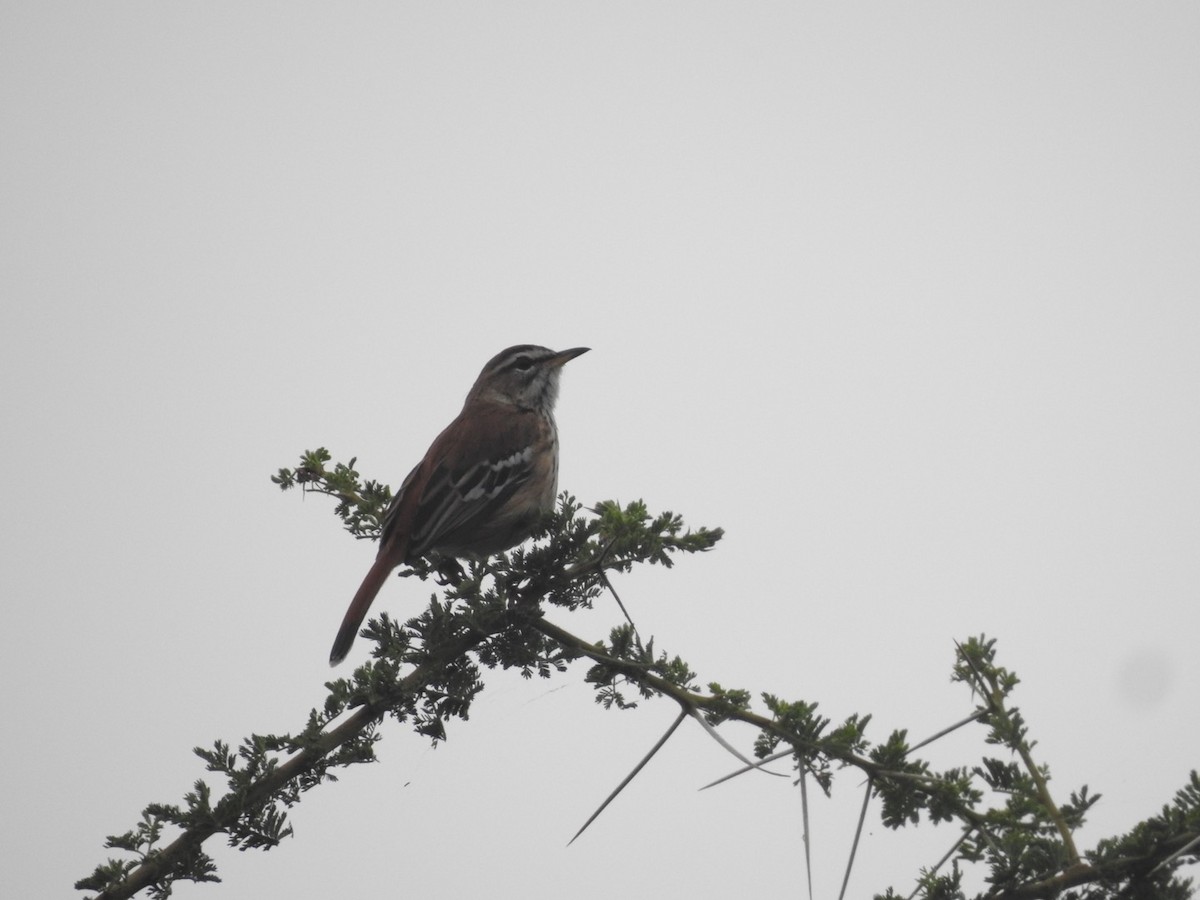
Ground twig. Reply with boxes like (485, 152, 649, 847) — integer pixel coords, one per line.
(955, 642, 1081, 865)
(1150, 832, 1200, 874)
(601, 569, 636, 630)
(838, 778, 873, 900)
(698, 748, 793, 790)
(568, 709, 687, 845)
(800, 767, 814, 900)
(907, 828, 972, 900)
(686, 709, 786, 777)
(907, 709, 988, 755)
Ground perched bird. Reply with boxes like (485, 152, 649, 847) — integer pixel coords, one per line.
(329, 344, 589, 665)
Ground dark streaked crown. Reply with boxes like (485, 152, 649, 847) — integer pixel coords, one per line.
(479, 345, 559, 378)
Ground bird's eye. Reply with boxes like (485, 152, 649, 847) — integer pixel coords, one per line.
(513, 356, 534, 371)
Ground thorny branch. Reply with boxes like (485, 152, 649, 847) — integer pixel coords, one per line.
(75, 449, 1200, 900)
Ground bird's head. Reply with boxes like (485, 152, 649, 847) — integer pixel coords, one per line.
(468, 345, 589, 413)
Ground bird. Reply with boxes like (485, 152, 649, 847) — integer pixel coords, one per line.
(329, 344, 589, 666)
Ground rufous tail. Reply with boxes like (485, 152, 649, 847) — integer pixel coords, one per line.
(329, 555, 395, 666)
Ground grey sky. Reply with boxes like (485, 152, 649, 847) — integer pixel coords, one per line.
(2, 4, 1198, 898)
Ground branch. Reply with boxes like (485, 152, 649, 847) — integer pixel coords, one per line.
(82, 625, 493, 900)
(78, 451, 1200, 900)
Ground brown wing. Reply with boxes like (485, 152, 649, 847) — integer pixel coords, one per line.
(379, 406, 544, 560)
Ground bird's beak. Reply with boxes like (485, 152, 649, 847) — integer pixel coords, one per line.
(548, 347, 590, 368)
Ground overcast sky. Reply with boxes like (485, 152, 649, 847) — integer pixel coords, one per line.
(3, 4, 1198, 898)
